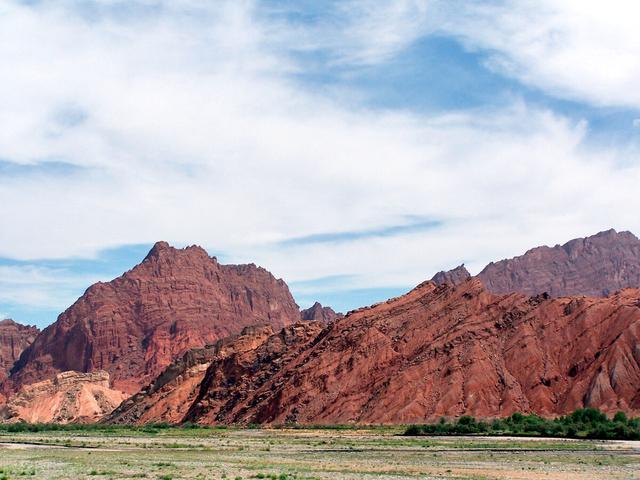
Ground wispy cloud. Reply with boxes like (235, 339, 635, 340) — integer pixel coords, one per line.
(277, 219, 442, 246)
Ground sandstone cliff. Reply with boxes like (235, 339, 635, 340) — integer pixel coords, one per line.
(9, 242, 301, 394)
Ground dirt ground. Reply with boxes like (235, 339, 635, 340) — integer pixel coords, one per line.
(0, 427, 638, 479)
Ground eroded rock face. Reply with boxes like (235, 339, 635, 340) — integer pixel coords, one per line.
(108, 324, 276, 425)
(477, 229, 640, 297)
(0, 319, 39, 384)
(1, 371, 127, 423)
(181, 280, 640, 424)
(9, 242, 301, 394)
(300, 302, 343, 323)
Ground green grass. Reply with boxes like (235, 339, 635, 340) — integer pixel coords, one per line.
(405, 408, 640, 440)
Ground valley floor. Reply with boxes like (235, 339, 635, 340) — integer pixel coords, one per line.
(0, 427, 638, 480)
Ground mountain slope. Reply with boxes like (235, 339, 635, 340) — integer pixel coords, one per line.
(178, 279, 640, 424)
(9, 242, 301, 393)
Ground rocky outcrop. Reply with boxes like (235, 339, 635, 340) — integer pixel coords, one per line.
(108, 324, 276, 425)
(184, 321, 325, 424)
(431, 265, 471, 287)
(1, 371, 127, 423)
(175, 279, 640, 424)
(0, 319, 38, 384)
(477, 229, 640, 297)
(300, 302, 343, 323)
(9, 242, 301, 394)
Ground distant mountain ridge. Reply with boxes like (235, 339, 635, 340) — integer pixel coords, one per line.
(300, 302, 343, 323)
(432, 229, 640, 297)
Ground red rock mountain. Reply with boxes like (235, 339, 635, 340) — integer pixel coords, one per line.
(477, 229, 640, 297)
(0, 319, 39, 384)
(9, 242, 301, 394)
(300, 302, 342, 323)
(431, 230, 640, 298)
(109, 279, 640, 425)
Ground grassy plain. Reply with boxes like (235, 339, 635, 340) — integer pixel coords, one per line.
(0, 426, 638, 480)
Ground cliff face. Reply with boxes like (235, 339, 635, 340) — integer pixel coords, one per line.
(477, 229, 640, 297)
(1, 371, 127, 423)
(9, 242, 301, 394)
(0, 319, 39, 384)
(177, 280, 640, 424)
(300, 302, 342, 323)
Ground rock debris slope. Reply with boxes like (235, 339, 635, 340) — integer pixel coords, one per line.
(1, 371, 127, 423)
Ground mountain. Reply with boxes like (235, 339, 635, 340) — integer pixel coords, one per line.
(1, 371, 126, 424)
(8, 242, 302, 394)
(108, 279, 640, 425)
(0, 319, 39, 385)
(431, 265, 471, 287)
(430, 230, 640, 297)
(477, 229, 640, 297)
(300, 302, 343, 323)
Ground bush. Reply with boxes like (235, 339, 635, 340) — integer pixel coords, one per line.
(404, 408, 640, 440)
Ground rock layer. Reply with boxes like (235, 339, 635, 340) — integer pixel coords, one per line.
(1, 371, 127, 423)
(477, 229, 640, 297)
(175, 280, 640, 424)
(9, 242, 301, 393)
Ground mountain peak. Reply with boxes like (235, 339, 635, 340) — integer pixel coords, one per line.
(430, 264, 471, 287)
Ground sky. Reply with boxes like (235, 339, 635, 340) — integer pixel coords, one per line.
(1, 0, 640, 327)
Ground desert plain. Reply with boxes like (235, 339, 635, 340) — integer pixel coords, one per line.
(0, 427, 638, 480)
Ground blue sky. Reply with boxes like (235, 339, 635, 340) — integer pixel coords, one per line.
(1, 0, 639, 327)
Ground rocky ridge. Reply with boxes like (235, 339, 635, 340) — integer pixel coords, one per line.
(8, 242, 301, 394)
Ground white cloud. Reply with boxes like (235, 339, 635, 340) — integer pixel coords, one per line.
(435, 0, 640, 109)
(0, 0, 639, 317)
(0, 265, 100, 312)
